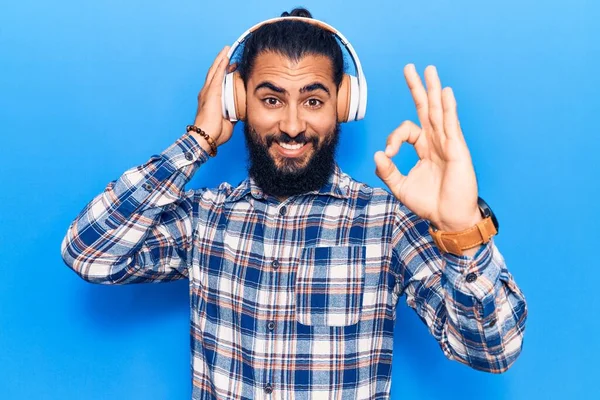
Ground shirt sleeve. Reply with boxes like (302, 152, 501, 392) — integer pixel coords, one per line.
(390, 201, 528, 373)
(61, 131, 211, 284)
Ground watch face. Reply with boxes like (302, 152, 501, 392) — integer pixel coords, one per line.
(477, 196, 499, 233)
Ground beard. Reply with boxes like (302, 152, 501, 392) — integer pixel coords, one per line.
(243, 122, 341, 198)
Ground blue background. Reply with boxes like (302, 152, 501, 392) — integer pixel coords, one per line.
(1, 0, 598, 398)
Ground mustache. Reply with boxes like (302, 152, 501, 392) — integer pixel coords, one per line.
(265, 132, 319, 148)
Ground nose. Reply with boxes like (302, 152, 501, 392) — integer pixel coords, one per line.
(279, 104, 306, 138)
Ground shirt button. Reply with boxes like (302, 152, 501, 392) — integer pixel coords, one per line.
(271, 260, 279, 270)
(488, 318, 497, 328)
(264, 384, 273, 394)
(143, 183, 153, 191)
(279, 206, 287, 216)
(184, 151, 194, 161)
(465, 272, 478, 283)
(268, 321, 275, 331)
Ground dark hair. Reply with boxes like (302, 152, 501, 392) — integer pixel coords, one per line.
(237, 7, 345, 89)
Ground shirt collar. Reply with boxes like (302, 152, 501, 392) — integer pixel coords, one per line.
(225, 163, 351, 203)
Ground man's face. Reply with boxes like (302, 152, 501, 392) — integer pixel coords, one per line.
(243, 51, 340, 197)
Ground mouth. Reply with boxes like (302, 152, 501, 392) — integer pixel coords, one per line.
(273, 141, 312, 158)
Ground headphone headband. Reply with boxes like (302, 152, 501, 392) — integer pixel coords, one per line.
(222, 16, 367, 121)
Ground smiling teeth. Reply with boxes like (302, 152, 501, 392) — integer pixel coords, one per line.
(280, 142, 304, 150)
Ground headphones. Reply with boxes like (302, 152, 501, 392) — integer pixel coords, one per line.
(222, 16, 368, 123)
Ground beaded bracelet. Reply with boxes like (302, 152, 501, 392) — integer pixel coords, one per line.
(185, 125, 217, 157)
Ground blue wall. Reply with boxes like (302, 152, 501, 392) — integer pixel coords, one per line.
(1, 0, 598, 398)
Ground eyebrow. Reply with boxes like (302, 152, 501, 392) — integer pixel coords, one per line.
(254, 81, 330, 97)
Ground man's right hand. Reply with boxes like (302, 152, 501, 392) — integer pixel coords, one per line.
(192, 46, 237, 151)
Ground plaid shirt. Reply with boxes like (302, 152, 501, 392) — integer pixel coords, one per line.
(61, 131, 528, 400)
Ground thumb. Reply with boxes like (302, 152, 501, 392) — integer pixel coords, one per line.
(374, 151, 405, 199)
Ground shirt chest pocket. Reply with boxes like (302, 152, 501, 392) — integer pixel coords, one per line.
(295, 245, 366, 327)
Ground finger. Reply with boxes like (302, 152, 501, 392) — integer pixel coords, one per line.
(226, 62, 238, 74)
(206, 46, 229, 80)
(374, 151, 406, 199)
(404, 64, 431, 130)
(424, 65, 445, 137)
(207, 51, 230, 94)
(205, 46, 230, 86)
(442, 86, 464, 141)
(384, 120, 427, 160)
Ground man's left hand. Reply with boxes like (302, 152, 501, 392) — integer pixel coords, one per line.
(374, 64, 481, 232)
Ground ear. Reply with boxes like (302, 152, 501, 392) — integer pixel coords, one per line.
(337, 74, 351, 123)
(233, 71, 247, 121)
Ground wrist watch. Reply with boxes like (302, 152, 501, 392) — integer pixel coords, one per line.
(428, 197, 499, 256)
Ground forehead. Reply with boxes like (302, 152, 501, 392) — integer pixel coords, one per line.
(247, 51, 335, 90)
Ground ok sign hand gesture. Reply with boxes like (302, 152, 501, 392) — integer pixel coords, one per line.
(374, 64, 482, 232)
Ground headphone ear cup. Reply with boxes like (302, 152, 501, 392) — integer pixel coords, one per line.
(232, 71, 247, 121)
(223, 72, 237, 120)
(346, 75, 360, 122)
(337, 74, 351, 123)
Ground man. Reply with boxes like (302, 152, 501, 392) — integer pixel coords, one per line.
(61, 8, 527, 400)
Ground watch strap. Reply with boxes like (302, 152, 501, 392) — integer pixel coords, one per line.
(428, 216, 498, 255)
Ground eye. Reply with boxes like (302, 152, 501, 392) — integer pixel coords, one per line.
(305, 98, 323, 108)
(262, 97, 281, 107)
